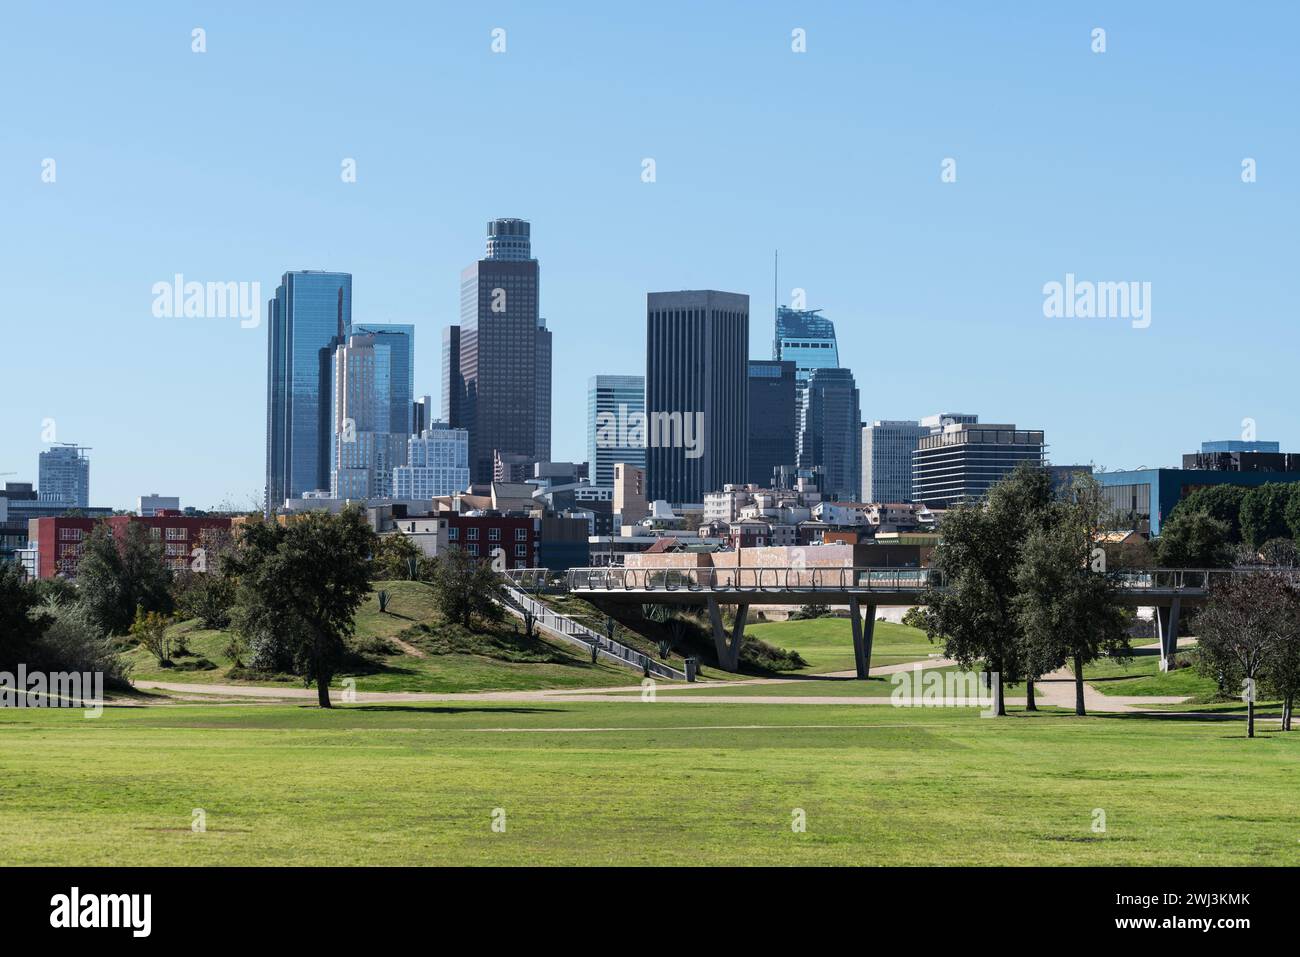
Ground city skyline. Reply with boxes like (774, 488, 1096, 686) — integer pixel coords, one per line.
(4, 4, 1296, 508)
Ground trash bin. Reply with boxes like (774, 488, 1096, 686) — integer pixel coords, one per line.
(684, 657, 698, 683)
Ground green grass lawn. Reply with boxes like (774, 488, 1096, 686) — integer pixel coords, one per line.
(1075, 647, 1220, 699)
(1, 700, 1296, 866)
(745, 616, 940, 674)
(124, 581, 640, 694)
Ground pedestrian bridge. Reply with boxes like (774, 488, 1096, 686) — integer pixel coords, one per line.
(564, 566, 1236, 675)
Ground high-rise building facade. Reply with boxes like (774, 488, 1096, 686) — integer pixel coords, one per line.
(138, 494, 180, 517)
(912, 421, 1046, 508)
(587, 374, 647, 489)
(329, 332, 408, 500)
(392, 425, 470, 498)
(352, 324, 416, 434)
(746, 360, 796, 486)
(613, 462, 648, 524)
(774, 306, 839, 381)
(454, 219, 550, 484)
(645, 290, 748, 503)
(38, 444, 90, 507)
(265, 270, 353, 508)
(796, 367, 861, 501)
(862, 420, 930, 503)
(440, 325, 462, 427)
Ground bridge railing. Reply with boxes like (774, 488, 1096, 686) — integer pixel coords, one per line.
(566, 565, 945, 593)
(566, 566, 1265, 594)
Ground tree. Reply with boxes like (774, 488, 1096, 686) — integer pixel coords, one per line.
(1172, 485, 1249, 543)
(76, 522, 174, 635)
(1195, 573, 1294, 738)
(1285, 485, 1300, 543)
(920, 464, 1055, 715)
(1014, 477, 1132, 716)
(130, 606, 174, 666)
(429, 547, 504, 628)
(227, 508, 376, 707)
(1151, 511, 1232, 569)
(1262, 613, 1300, 732)
(372, 533, 423, 581)
(1239, 483, 1294, 550)
(0, 561, 50, 670)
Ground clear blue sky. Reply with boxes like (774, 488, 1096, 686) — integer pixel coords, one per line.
(2, 1, 1295, 509)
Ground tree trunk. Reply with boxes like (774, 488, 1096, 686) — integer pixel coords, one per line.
(1025, 676, 1037, 712)
(995, 669, 1006, 717)
(1074, 655, 1086, 716)
(317, 673, 332, 709)
(1247, 697, 1255, 738)
(1285, 695, 1293, 732)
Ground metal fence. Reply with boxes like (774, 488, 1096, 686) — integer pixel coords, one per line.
(566, 566, 1270, 595)
(499, 581, 687, 681)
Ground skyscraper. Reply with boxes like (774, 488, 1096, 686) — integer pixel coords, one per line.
(265, 270, 353, 509)
(587, 374, 647, 488)
(862, 420, 930, 503)
(797, 367, 861, 502)
(454, 218, 550, 484)
(352, 324, 415, 434)
(774, 306, 839, 380)
(912, 421, 1046, 508)
(440, 325, 462, 427)
(328, 332, 408, 500)
(392, 424, 471, 498)
(746, 359, 796, 486)
(38, 444, 90, 507)
(645, 290, 748, 503)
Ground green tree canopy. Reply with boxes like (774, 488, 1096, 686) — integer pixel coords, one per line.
(1239, 483, 1295, 550)
(76, 522, 174, 636)
(429, 547, 504, 629)
(1152, 511, 1232, 568)
(227, 509, 376, 707)
(1171, 485, 1250, 543)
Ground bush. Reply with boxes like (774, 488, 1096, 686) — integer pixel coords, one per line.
(31, 598, 132, 690)
(351, 635, 401, 657)
(789, 604, 831, 621)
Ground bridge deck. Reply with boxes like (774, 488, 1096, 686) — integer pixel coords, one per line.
(565, 566, 1226, 608)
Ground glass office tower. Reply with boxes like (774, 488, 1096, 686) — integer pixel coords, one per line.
(774, 306, 839, 381)
(747, 360, 797, 486)
(265, 270, 353, 510)
(353, 324, 416, 434)
(587, 374, 647, 488)
(797, 367, 861, 502)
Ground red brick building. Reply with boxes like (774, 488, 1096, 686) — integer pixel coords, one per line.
(443, 514, 539, 568)
(29, 512, 233, 579)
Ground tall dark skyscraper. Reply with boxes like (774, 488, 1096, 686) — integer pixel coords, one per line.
(440, 325, 462, 426)
(450, 219, 551, 484)
(645, 290, 748, 503)
(747, 359, 796, 486)
(798, 366, 861, 501)
(265, 270, 353, 509)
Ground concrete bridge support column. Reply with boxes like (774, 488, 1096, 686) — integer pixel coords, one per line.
(849, 598, 878, 679)
(707, 598, 749, 673)
(1156, 595, 1182, 672)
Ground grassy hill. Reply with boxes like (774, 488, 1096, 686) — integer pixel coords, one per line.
(124, 580, 639, 694)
